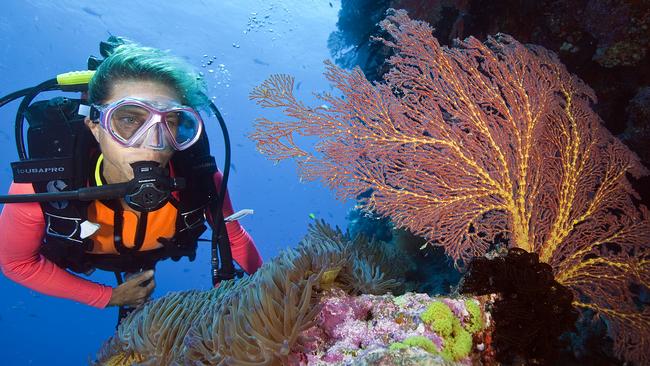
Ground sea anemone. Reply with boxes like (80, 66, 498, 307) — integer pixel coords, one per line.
(93, 220, 404, 365)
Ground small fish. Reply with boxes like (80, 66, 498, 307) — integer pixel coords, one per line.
(296, 81, 302, 90)
(82, 7, 102, 18)
(253, 58, 270, 66)
(329, 2, 333, 7)
(309, 213, 316, 220)
(230, 163, 237, 173)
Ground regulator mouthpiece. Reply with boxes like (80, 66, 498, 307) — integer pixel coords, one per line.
(124, 161, 185, 212)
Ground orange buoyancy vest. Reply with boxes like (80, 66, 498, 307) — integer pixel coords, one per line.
(34, 117, 217, 274)
(87, 199, 177, 254)
(86, 154, 181, 255)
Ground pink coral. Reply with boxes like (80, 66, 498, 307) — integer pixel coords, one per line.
(290, 291, 485, 364)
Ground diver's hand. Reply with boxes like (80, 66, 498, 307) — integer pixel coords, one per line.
(107, 270, 156, 307)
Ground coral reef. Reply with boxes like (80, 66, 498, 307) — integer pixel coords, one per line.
(249, 10, 649, 364)
(95, 221, 480, 365)
(294, 289, 488, 365)
(620, 87, 650, 166)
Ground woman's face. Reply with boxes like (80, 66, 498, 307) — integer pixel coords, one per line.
(85, 79, 180, 184)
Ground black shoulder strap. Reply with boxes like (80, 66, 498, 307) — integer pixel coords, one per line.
(22, 98, 98, 273)
(172, 129, 219, 204)
(26, 98, 96, 240)
(170, 128, 217, 224)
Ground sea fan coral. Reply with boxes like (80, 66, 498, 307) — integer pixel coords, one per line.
(248, 9, 650, 364)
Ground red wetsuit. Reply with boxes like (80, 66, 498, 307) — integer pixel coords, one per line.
(0, 171, 263, 308)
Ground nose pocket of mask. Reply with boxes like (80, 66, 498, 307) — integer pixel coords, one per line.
(140, 123, 168, 150)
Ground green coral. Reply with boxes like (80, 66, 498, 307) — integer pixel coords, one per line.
(464, 299, 484, 334)
(389, 342, 410, 351)
(391, 336, 438, 354)
(420, 301, 454, 336)
(450, 322, 473, 360)
(419, 300, 476, 362)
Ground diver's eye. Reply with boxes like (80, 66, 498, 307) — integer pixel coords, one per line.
(119, 116, 138, 124)
(165, 112, 181, 126)
(112, 105, 149, 127)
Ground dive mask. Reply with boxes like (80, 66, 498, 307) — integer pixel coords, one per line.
(90, 97, 203, 151)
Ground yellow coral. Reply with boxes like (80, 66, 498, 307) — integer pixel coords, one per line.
(419, 300, 475, 362)
(420, 301, 454, 336)
(400, 335, 438, 354)
(103, 352, 145, 366)
(450, 322, 473, 360)
(464, 298, 484, 334)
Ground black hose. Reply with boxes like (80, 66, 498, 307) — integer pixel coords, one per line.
(0, 87, 35, 108)
(1, 84, 59, 108)
(208, 102, 234, 286)
(0, 182, 130, 203)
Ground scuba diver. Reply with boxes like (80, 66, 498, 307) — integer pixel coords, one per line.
(0, 37, 263, 321)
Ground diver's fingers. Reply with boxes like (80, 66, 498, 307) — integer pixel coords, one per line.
(144, 277, 156, 294)
(136, 269, 155, 284)
(127, 270, 155, 289)
(134, 292, 150, 307)
(125, 269, 152, 282)
(125, 269, 154, 284)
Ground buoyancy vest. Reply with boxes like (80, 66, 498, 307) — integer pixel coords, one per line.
(39, 152, 215, 274)
(27, 98, 220, 274)
(87, 154, 177, 255)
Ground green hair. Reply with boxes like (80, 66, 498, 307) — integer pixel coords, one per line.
(88, 38, 209, 110)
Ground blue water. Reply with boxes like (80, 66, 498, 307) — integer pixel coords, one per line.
(0, 1, 350, 364)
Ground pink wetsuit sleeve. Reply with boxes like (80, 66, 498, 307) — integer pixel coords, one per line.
(213, 171, 263, 275)
(0, 182, 113, 308)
